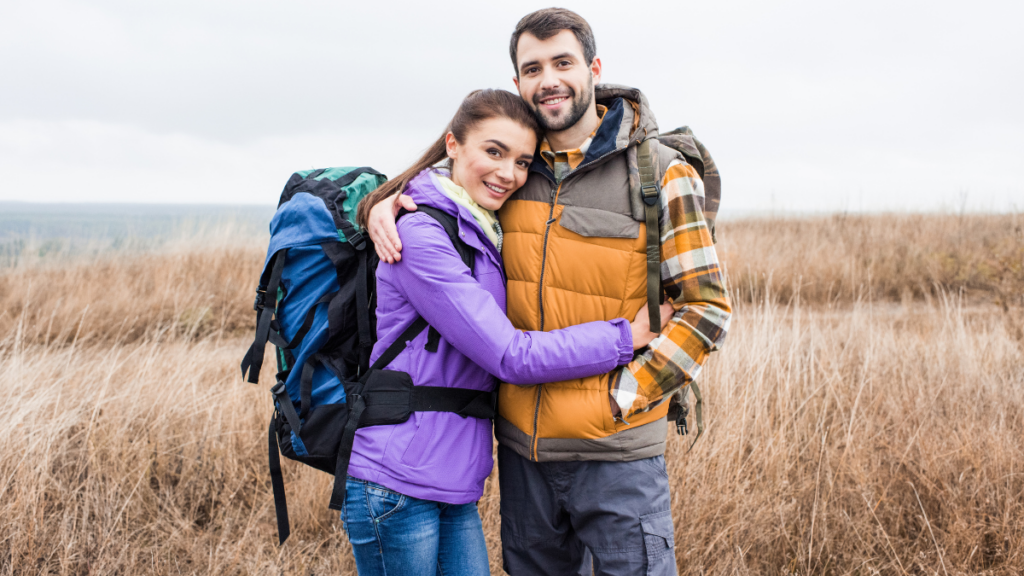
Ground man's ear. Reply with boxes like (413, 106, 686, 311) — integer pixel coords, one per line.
(512, 75, 519, 91)
(590, 57, 602, 85)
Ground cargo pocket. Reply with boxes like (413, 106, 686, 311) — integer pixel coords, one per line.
(559, 205, 641, 239)
(640, 510, 676, 575)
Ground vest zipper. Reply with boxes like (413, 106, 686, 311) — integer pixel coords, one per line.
(538, 183, 560, 332)
(524, 131, 639, 460)
(530, 182, 561, 460)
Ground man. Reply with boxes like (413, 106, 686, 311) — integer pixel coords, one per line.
(367, 8, 731, 575)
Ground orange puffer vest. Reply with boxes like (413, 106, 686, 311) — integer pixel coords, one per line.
(495, 86, 679, 462)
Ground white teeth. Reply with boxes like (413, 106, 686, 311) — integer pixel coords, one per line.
(544, 97, 567, 105)
(484, 183, 506, 194)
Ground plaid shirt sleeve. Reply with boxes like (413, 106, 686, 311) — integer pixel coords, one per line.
(610, 159, 732, 420)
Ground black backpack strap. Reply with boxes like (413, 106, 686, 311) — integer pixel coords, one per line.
(410, 386, 496, 419)
(267, 357, 318, 544)
(328, 392, 366, 511)
(327, 168, 383, 252)
(271, 380, 302, 438)
(332, 166, 385, 190)
(400, 205, 476, 271)
(327, 378, 496, 512)
(269, 420, 290, 545)
(326, 316, 430, 511)
(638, 139, 662, 332)
(354, 248, 373, 371)
(396, 205, 475, 352)
(326, 206, 481, 514)
(299, 360, 315, 420)
(321, 242, 375, 374)
(271, 289, 338, 353)
(241, 250, 287, 384)
(363, 317, 431, 379)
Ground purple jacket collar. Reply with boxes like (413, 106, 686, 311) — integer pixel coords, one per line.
(403, 169, 502, 267)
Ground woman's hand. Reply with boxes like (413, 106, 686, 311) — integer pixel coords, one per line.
(368, 194, 418, 263)
(629, 301, 676, 350)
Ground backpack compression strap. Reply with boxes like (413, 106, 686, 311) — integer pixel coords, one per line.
(241, 251, 287, 384)
(242, 250, 339, 385)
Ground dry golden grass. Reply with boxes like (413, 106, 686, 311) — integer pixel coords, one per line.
(0, 241, 259, 347)
(719, 213, 1024, 310)
(1, 213, 1022, 575)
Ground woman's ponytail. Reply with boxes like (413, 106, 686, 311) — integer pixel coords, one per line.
(355, 132, 449, 229)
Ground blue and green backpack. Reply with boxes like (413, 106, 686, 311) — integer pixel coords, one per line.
(241, 167, 493, 544)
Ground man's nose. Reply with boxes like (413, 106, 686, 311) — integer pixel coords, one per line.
(539, 66, 561, 91)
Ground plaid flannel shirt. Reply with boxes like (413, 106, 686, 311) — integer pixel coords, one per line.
(539, 105, 607, 180)
(610, 159, 732, 420)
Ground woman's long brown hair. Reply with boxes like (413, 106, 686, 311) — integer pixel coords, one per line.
(356, 89, 540, 229)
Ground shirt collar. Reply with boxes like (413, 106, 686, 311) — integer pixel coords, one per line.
(539, 104, 608, 181)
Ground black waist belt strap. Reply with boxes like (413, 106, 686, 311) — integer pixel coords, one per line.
(325, 316, 496, 512)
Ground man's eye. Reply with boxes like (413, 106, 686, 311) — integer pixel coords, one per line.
(525, 67, 539, 75)
(557, 60, 571, 67)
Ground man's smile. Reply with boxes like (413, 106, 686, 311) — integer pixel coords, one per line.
(536, 90, 573, 111)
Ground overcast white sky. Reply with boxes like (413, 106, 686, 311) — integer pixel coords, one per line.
(1, 0, 1021, 215)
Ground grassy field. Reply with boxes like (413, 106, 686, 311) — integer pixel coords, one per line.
(1, 213, 1022, 575)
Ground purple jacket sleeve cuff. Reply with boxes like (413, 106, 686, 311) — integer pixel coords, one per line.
(610, 318, 634, 365)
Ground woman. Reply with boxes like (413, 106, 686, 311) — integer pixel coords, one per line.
(346, 89, 669, 575)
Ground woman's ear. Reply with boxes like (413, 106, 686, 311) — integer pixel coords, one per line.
(445, 132, 458, 162)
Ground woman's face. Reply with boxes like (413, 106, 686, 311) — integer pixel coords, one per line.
(445, 116, 537, 211)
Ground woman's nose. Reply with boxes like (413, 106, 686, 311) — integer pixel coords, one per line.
(496, 161, 514, 181)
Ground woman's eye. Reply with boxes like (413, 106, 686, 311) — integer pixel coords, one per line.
(488, 148, 501, 157)
(517, 160, 530, 169)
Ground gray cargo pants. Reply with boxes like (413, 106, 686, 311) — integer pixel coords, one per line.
(498, 445, 677, 576)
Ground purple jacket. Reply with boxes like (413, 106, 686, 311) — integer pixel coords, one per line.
(346, 169, 634, 503)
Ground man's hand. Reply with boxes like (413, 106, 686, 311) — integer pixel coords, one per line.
(367, 194, 418, 263)
(629, 301, 675, 350)
(613, 300, 674, 418)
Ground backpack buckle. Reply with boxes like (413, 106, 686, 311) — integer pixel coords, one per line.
(271, 381, 287, 398)
(254, 288, 267, 311)
(348, 230, 366, 251)
(641, 182, 659, 206)
(675, 402, 689, 436)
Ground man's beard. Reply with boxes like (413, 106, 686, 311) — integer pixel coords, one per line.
(532, 76, 594, 133)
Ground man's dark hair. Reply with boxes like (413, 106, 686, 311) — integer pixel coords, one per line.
(509, 8, 596, 76)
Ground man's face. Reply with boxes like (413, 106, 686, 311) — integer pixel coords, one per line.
(513, 30, 601, 133)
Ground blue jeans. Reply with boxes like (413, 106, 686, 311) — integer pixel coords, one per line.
(342, 477, 490, 576)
